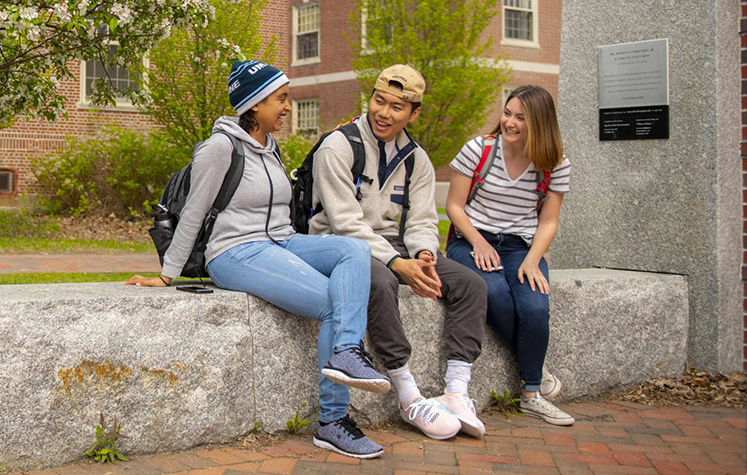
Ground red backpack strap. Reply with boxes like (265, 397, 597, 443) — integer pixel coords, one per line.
(465, 135, 497, 205)
(535, 170, 552, 213)
(447, 135, 497, 249)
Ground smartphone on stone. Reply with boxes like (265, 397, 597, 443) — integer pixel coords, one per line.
(176, 285, 214, 294)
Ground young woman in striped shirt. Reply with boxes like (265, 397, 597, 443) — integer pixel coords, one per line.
(445, 85, 574, 426)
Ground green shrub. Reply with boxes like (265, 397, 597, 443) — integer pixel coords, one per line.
(33, 127, 186, 217)
(278, 134, 315, 173)
(0, 210, 59, 238)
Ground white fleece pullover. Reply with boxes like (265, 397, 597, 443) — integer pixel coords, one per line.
(161, 116, 295, 278)
(309, 114, 439, 265)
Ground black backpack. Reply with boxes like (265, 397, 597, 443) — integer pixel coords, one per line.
(149, 132, 244, 278)
(291, 121, 415, 239)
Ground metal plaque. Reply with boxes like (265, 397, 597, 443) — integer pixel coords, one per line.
(598, 38, 669, 141)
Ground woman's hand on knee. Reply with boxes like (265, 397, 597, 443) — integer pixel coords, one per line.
(518, 262, 549, 295)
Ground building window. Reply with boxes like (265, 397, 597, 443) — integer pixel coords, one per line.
(502, 0, 539, 47)
(293, 3, 320, 65)
(502, 85, 517, 107)
(293, 99, 320, 135)
(79, 42, 142, 108)
(0, 169, 16, 194)
(361, 6, 393, 51)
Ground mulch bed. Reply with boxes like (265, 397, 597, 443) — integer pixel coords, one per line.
(54, 215, 151, 244)
(615, 364, 746, 408)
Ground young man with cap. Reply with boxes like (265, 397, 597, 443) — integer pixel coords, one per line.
(310, 65, 488, 440)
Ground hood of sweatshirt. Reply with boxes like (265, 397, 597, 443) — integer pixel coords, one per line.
(212, 116, 278, 156)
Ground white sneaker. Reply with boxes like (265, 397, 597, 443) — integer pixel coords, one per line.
(520, 394, 574, 426)
(400, 396, 461, 440)
(540, 369, 562, 401)
(435, 392, 486, 438)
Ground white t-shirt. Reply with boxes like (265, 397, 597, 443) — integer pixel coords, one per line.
(449, 135, 571, 245)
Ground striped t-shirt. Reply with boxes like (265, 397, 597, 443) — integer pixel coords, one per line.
(449, 135, 571, 245)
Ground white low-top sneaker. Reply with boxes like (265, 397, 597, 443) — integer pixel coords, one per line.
(520, 394, 575, 426)
(435, 392, 486, 438)
(540, 369, 562, 401)
(400, 396, 461, 440)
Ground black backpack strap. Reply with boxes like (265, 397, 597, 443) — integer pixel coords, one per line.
(337, 123, 371, 200)
(398, 154, 416, 241)
(193, 132, 245, 273)
(211, 132, 245, 212)
(311, 123, 369, 216)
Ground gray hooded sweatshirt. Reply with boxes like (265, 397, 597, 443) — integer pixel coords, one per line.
(161, 116, 295, 279)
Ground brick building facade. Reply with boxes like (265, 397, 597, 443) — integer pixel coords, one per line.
(285, 0, 562, 183)
(0, 0, 559, 204)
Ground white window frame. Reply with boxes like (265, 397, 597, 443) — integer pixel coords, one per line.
(502, 85, 518, 108)
(292, 2, 321, 66)
(501, 0, 540, 49)
(292, 98, 320, 135)
(0, 168, 16, 194)
(360, 5, 393, 54)
(78, 41, 148, 111)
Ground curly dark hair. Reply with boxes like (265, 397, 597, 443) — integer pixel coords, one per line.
(238, 110, 259, 134)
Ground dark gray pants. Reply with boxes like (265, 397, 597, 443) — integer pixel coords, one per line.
(367, 237, 487, 370)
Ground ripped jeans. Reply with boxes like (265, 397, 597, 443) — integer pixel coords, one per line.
(207, 233, 370, 423)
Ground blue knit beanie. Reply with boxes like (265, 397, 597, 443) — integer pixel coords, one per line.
(228, 60, 290, 116)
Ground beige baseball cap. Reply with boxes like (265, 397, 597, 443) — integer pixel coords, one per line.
(374, 64, 425, 103)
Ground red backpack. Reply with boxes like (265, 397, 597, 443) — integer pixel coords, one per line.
(445, 135, 551, 247)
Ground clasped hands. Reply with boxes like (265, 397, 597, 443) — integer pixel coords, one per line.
(390, 250, 442, 300)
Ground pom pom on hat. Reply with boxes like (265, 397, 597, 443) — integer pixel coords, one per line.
(228, 60, 290, 116)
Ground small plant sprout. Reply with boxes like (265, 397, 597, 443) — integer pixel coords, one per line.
(85, 413, 128, 464)
(286, 401, 310, 434)
(491, 390, 524, 419)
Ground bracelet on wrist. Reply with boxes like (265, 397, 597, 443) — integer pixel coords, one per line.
(159, 275, 171, 287)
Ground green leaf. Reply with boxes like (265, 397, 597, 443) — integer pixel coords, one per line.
(109, 17, 119, 33)
(115, 452, 128, 461)
(100, 449, 109, 455)
(96, 426, 103, 438)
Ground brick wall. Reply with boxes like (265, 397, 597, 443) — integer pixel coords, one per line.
(287, 0, 563, 183)
(741, 0, 746, 372)
(1, 1, 290, 203)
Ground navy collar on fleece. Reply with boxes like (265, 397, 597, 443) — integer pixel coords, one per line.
(365, 115, 418, 189)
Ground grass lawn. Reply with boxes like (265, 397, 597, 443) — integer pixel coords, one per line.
(0, 237, 152, 253)
(0, 272, 160, 285)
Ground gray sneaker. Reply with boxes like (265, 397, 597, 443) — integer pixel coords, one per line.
(322, 345, 391, 393)
(313, 416, 384, 459)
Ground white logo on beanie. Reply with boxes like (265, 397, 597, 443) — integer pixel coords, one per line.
(228, 80, 240, 93)
(247, 62, 267, 75)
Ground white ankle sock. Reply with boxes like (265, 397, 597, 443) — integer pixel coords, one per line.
(444, 360, 472, 394)
(388, 363, 422, 407)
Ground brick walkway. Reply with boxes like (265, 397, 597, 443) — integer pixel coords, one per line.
(0, 253, 161, 274)
(15, 400, 745, 475)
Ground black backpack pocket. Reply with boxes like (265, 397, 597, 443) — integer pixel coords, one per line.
(148, 226, 173, 268)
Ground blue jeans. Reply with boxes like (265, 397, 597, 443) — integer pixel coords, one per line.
(207, 233, 371, 423)
(446, 232, 549, 392)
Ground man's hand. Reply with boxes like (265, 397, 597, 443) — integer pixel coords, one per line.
(390, 254, 442, 300)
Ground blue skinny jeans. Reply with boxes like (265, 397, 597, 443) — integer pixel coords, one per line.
(446, 232, 549, 391)
(207, 233, 370, 423)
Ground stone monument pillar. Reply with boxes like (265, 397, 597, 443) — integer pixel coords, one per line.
(552, 0, 741, 372)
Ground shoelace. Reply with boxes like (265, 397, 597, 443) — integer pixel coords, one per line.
(336, 415, 365, 440)
(350, 343, 377, 370)
(407, 399, 439, 424)
(530, 396, 563, 415)
(460, 394, 478, 415)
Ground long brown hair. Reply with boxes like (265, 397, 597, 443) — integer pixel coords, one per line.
(490, 85, 563, 171)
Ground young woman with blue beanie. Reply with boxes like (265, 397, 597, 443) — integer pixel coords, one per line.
(127, 60, 388, 458)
